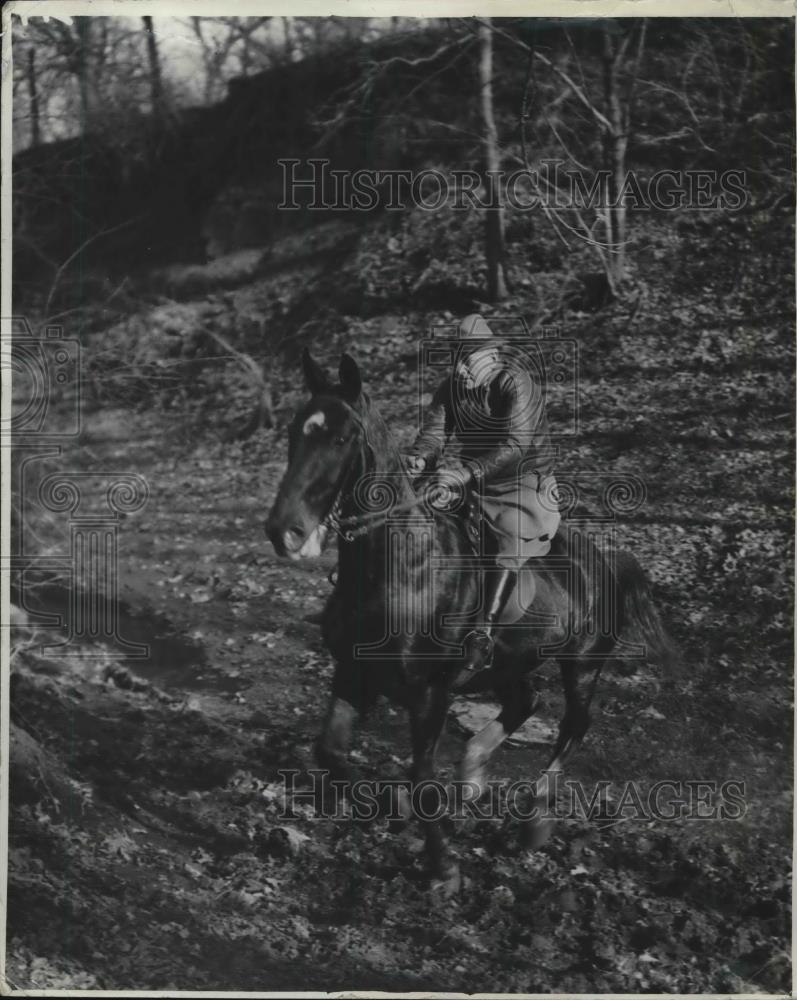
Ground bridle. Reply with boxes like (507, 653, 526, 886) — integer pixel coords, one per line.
(327, 488, 437, 542)
(315, 400, 457, 542)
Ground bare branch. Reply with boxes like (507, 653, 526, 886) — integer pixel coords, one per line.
(365, 35, 471, 73)
(43, 218, 138, 317)
(467, 18, 614, 134)
(637, 78, 719, 153)
(563, 26, 589, 96)
(200, 324, 270, 392)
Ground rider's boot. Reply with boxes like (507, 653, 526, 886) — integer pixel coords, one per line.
(452, 567, 516, 691)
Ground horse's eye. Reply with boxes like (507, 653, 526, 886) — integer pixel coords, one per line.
(333, 435, 347, 446)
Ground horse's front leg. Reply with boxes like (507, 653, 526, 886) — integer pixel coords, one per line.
(408, 681, 459, 896)
(315, 661, 372, 816)
(316, 694, 358, 783)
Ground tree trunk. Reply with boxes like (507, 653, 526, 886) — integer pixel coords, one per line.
(604, 27, 627, 286)
(142, 16, 164, 118)
(600, 32, 616, 258)
(479, 20, 508, 302)
(27, 48, 41, 147)
(283, 17, 295, 62)
(73, 18, 92, 129)
(601, 21, 646, 290)
(240, 33, 251, 76)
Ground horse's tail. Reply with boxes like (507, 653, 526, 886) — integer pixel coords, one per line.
(614, 549, 679, 669)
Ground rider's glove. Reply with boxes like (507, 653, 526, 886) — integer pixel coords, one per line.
(427, 460, 472, 510)
(405, 454, 427, 478)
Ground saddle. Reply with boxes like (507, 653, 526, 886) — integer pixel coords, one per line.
(461, 489, 539, 626)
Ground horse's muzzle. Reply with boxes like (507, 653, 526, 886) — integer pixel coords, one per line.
(266, 514, 327, 560)
(266, 514, 299, 555)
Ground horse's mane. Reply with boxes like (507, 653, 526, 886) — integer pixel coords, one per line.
(354, 391, 471, 547)
(354, 391, 407, 480)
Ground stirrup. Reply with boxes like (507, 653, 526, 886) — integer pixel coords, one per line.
(451, 630, 494, 691)
(463, 628, 494, 669)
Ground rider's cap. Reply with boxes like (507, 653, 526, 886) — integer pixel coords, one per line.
(459, 314, 495, 340)
(456, 315, 500, 388)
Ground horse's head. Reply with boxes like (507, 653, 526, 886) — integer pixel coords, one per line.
(266, 349, 364, 560)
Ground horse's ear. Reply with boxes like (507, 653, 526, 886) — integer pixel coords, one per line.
(302, 348, 330, 395)
(338, 353, 362, 403)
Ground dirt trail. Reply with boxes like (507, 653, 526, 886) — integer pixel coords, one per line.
(8, 214, 793, 990)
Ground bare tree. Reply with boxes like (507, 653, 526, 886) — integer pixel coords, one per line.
(13, 16, 158, 143)
(142, 16, 165, 119)
(191, 17, 239, 103)
(228, 17, 273, 76)
(479, 18, 508, 302)
(601, 20, 647, 285)
(190, 17, 275, 101)
(482, 17, 648, 296)
(26, 48, 41, 147)
(282, 17, 295, 62)
(72, 17, 94, 127)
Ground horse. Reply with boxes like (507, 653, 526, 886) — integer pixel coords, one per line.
(266, 349, 674, 895)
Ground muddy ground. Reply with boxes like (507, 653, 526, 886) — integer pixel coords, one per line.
(7, 208, 794, 993)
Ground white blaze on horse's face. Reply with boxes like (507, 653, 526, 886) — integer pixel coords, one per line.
(302, 411, 327, 435)
(286, 408, 331, 559)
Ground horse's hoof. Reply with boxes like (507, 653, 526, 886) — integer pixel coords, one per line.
(430, 864, 462, 898)
(521, 817, 556, 849)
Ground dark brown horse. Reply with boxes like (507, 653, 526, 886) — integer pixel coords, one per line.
(266, 350, 674, 894)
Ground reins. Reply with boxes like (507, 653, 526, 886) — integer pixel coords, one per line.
(329, 490, 434, 542)
(321, 399, 455, 542)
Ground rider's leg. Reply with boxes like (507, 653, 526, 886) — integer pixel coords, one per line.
(451, 475, 557, 690)
(453, 566, 517, 686)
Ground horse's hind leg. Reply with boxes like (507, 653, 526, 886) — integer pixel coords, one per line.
(457, 675, 540, 802)
(407, 682, 459, 895)
(551, 659, 601, 765)
(520, 658, 603, 849)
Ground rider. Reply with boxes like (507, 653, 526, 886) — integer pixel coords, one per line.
(407, 314, 560, 689)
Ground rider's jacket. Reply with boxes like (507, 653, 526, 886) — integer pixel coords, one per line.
(412, 343, 555, 486)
